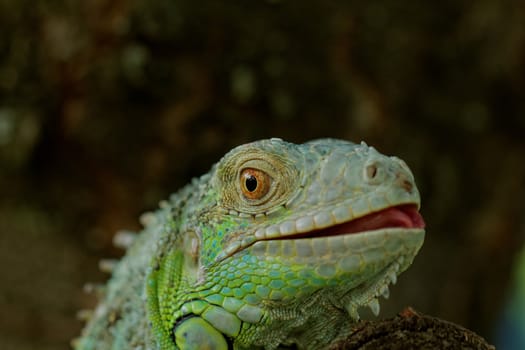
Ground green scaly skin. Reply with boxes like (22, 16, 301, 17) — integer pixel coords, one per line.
(75, 138, 425, 350)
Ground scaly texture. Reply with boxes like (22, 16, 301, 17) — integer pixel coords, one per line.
(75, 138, 425, 350)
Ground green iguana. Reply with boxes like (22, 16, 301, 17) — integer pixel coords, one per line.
(75, 138, 425, 350)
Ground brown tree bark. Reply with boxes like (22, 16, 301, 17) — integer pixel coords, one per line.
(329, 308, 495, 350)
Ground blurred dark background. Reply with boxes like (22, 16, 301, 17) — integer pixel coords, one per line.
(1, 1, 524, 349)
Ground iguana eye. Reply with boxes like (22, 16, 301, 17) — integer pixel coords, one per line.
(240, 168, 270, 200)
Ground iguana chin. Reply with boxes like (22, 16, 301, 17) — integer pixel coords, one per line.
(75, 138, 425, 350)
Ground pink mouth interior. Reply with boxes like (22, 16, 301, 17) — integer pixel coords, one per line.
(335, 204, 425, 234)
(292, 204, 425, 239)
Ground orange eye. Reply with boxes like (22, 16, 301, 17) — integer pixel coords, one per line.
(240, 168, 271, 200)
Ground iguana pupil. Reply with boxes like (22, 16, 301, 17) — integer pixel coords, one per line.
(245, 175, 257, 192)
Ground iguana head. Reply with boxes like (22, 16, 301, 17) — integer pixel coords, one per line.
(150, 138, 425, 349)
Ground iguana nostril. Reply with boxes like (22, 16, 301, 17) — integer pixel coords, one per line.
(366, 164, 378, 179)
(364, 162, 384, 184)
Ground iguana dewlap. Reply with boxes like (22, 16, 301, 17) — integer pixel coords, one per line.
(75, 138, 425, 350)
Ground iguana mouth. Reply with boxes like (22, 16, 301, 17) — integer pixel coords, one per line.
(282, 204, 425, 240)
(217, 204, 425, 261)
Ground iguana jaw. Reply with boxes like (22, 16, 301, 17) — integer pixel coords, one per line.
(240, 203, 425, 321)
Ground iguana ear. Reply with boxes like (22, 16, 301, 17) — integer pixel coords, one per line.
(182, 229, 206, 286)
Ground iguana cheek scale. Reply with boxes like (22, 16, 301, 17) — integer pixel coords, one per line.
(75, 138, 425, 350)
